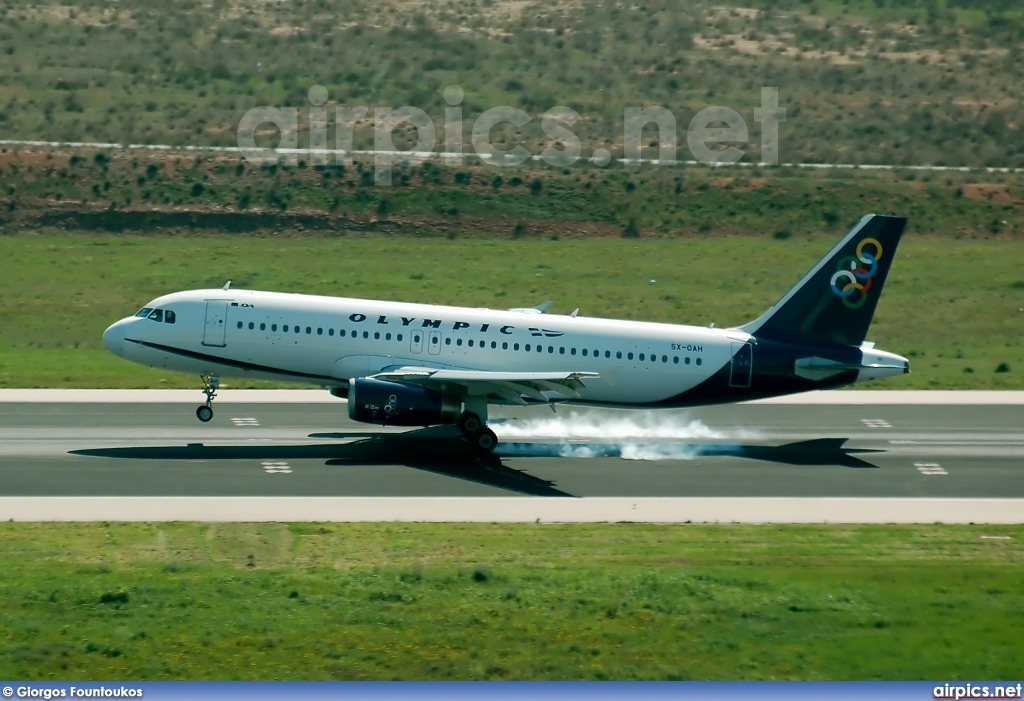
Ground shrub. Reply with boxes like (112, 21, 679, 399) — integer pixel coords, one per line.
(99, 589, 129, 604)
(995, 363, 1010, 373)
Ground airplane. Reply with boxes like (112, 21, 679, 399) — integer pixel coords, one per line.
(102, 213, 910, 453)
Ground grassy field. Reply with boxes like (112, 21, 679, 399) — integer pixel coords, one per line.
(0, 523, 1020, 680)
(3, 148, 1024, 238)
(1, 231, 1022, 389)
(0, 0, 1022, 168)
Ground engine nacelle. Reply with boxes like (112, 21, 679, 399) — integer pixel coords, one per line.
(347, 378, 460, 427)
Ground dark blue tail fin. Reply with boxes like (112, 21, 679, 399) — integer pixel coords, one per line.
(741, 214, 906, 347)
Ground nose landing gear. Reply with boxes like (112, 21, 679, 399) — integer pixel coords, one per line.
(195, 374, 219, 422)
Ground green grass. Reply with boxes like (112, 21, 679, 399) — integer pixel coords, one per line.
(0, 523, 1021, 680)
(0, 232, 1022, 389)
(4, 149, 1024, 237)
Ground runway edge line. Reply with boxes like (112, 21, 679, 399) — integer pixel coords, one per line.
(1, 389, 1024, 404)
(1, 497, 1022, 524)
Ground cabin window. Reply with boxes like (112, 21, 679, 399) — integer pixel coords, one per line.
(282, 325, 288, 332)
(363, 331, 369, 339)
(593, 349, 598, 357)
(431, 336, 438, 346)
(673, 356, 679, 364)
(559, 347, 565, 355)
(490, 341, 497, 349)
(147, 309, 163, 322)
(260, 322, 265, 331)
(295, 326, 300, 334)
(696, 357, 702, 366)
(248, 322, 254, 330)
(164, 310, 176, 324)
(457, 339, 463, 347)
(616, 351, 622, 359)
(317, 328, 323, 336)
(605, 351, 611, 358)
(468, 340, 474, 347)
(306, 327, 312, 334)
(236, 321, 243, 329)
(328, 328, 334, 336)
(662, 355, 668, 363)
(374, 332, 380, 340)
(685, 357, 690, 365)
(502, 342, 508, 350)
(581, 349, 587, 357)
(135, 308, 153, 318)
(514, 343, 520, 351)
(445, 337, 451, 345)
(548, 346, 554, 353)
(272, 324, 278, 332)
(525, 344, 531, 352)
(639, 353, 645, 361)
(338, 329, 345, 337)
(397, 334, 403, 342)
(570, 348, 576, 356)
(386, 333, 392, 341)
(628, 352, 634, 360)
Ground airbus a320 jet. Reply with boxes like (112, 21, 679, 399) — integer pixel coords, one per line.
(103, 214, 910, 453)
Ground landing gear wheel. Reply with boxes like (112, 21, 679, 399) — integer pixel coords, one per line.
(458, 412, 482, 436)
(195, 374, 219, 423)
(473, 427, 497, 454)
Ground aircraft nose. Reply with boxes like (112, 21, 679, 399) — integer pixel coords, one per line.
(102, 320, 127, 356)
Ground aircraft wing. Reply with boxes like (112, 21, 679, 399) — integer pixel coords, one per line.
(370, 367, 599, 405)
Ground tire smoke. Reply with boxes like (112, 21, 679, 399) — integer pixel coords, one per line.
(493, 410, 759, 461)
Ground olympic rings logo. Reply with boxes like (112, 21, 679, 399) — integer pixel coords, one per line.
(829, 237, 884, 309)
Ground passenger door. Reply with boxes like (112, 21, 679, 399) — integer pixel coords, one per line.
(202, 300, 229, 347)
(729, 341, 753, 388)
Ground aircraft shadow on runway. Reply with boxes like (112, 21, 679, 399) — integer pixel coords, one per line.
(71, 427, 574, 497)
(71, 432, 881, 498)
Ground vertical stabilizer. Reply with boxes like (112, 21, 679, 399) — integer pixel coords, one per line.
(740, 214, 906, 347)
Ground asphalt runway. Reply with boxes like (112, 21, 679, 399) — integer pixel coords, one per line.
(2, 399, 1022, 501)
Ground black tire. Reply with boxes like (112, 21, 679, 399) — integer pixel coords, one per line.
(474, 427, 497, 454)
(196, 405, 213, 423)
(458, 412, 482, 436)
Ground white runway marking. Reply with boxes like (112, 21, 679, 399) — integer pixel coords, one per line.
(915, 462, 948, 476)
(261, 461, 292, 474)
(231, 417, 260, 427)
(862, 418, 893, 428)
(2, 389, 1023, 405)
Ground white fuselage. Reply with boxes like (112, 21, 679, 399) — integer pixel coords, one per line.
(103, 288, 752, 405)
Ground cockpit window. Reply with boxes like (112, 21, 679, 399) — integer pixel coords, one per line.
(164, 310, 176, 324)
(135, 307, 153, 318)
(147, 309, 163, 322)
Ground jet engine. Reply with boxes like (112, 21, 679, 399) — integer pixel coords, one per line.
(347, 378, 460, 427)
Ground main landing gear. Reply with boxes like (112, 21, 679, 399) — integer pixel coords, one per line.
(457, 410, 497, 454)
(195, 374, 219, 423)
